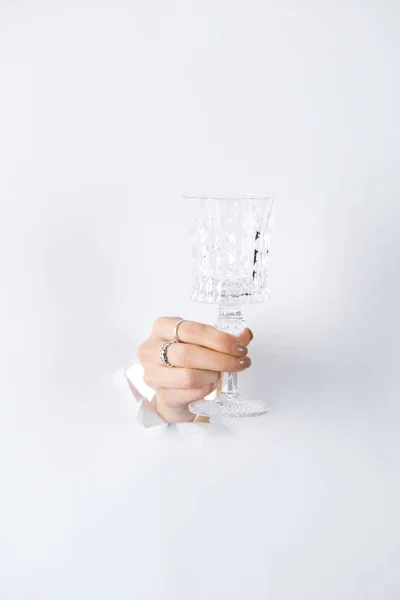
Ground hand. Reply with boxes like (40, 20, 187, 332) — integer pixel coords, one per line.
(136, 317, 254, 423)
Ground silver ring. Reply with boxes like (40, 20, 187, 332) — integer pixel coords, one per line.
(173, 319, 186, 343)
(160, 340, 178, 368)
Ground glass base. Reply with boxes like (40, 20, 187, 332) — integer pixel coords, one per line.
(188, 394, 270, 419)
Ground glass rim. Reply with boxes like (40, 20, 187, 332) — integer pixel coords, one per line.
(183, 193, 274, 202)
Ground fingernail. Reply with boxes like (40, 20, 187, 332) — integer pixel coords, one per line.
(248, 329, 254, 341)
(233, 343, 248, 356)
(238, 357, 252, 369)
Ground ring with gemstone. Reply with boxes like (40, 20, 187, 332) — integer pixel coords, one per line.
(160, 340, 178, 368)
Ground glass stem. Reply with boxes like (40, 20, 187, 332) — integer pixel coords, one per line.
(215, 305, 246, 400)
(221, 371, 238, 396)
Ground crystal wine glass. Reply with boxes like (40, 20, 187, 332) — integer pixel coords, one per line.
(185, 194, 275, 418)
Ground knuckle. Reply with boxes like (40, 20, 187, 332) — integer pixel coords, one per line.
(136, 343, 146, 363)
(151, 319, 159, 333)
(152, 317, 164, 334)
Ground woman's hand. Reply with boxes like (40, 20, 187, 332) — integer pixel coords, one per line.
(137, 317, 253, 423)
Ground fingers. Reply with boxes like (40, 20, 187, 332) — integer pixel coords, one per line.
(157, 383, 217, 408)
(137, 318, 254, 417)
(152, 317, 254, 355)
(143, 363, 221, 390)
(239, 328, 254, 347)
(140, 339, 251, 372)
(170, 342, 251, 372)
(155, 386, 214, 423)
(155, 384, 218, 423)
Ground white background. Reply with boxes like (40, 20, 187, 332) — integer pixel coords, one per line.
(1, 1, 399, 599)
